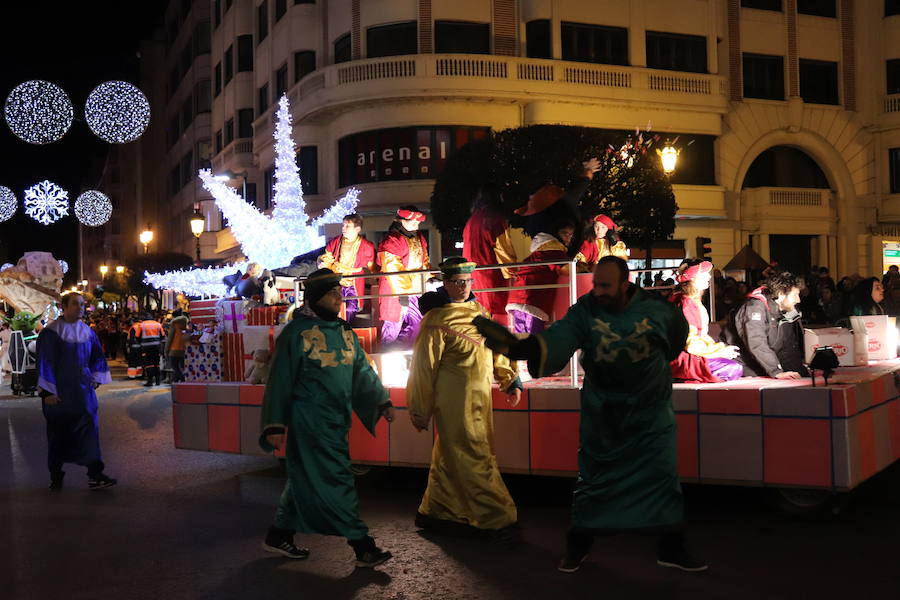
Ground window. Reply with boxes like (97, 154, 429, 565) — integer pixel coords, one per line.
(224, 45, 234, 84)
(180, 96, 192, 131)
(193, 21, 211, 56)
(888, 59, 900, 94)
(167, 117, 179, 149)
(526, 20, 551, 59)
(180, 150, 193, 188)
(110, 219, 120, 235)
(264, 167, 275, 209)
(215, 129, 223, 154)
(435, 21, 490, 54)
(890, 148, 900, 193)
(798, 0, 836, 17)
(225, 0, 233, 9)
(214, 62, 222, 96)
(224, 118, 234, 145)
(258, 0, 269, 43)
(237, 35, 253, 72)
(799, 59, 839, 104)
(743, 53, 784, 100)
(561, 22, 628, 66)
(334, 32, 351, 63)
(169, 166, 181, 195)
(887, 0, 900, 16)
(367, 21, 417, 58)
(258, 83, 269, 113)
(237, 108, 254, 138)
(646, 31, 707, 73)
(275, 63, 288, 99)
(298, 146, 318, 194)
(197, 139, 212, 169)
(194, 80, 211, 114)
(180, 45, 192, 77)
(741, 0, 781, 9)
(294, 50, 316, 82)
(214, 0, 221, 27)
(275, 0, 287, 21)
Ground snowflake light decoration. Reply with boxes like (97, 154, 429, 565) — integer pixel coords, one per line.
(0, 186, 16, 222)
(146, 95, 360, 296)
(4, 80, 74, 144)
(58, 259, 69, 274)
(74, 190, 113, 226)
(24, 180, 69, 225)
(85, 81, 151, 144)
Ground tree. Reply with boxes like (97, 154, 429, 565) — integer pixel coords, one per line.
(126, 252, 193, 309)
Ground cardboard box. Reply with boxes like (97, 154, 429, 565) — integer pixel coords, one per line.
(804, 327, 856, 367)
(850, 316, 898, 360)
(189, 299, 218, 326)
(247, 305, 288, 326)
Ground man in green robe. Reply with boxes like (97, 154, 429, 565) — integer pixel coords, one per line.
(260, 268, 395, 568)
(477, 256, 706, 573)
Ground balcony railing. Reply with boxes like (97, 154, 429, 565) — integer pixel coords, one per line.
(885, 94, 900, 113)
(768, 189, 825, 206)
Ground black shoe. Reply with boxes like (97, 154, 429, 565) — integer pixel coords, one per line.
(262, 540, 310, 559)
(657, 547, 708, 572)
(49, 471, 65, 491)
(88, 473, 118, 490)
(490, 523, 521, 546)
(355, 548, 392, 568)
(557, 552, 587, 573)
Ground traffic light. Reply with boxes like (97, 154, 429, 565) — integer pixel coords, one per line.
(695, 236, 712, 260)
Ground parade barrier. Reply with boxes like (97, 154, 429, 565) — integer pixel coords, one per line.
(172, 358, 900, 492)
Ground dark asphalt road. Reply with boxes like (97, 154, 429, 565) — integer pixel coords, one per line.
(2, 370, 900, 600)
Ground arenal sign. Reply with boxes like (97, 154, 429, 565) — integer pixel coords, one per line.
(338, 126, 489, 187)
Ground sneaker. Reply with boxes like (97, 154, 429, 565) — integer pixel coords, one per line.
(49, 471, 65, 491)
(657, 547, 708, 572)
(88, 474, 118, 490)
(262, 540, 310, 560)
(355, 549, 392, 568)
(557, 552, 587, 573)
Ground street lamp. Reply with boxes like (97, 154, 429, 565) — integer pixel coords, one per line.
(116, 265, 125, 274)
(99, 265, 109, 276)
(189, 207, 205, 266)
(139, 225, 153, 254)
(658, 140, 679, 175)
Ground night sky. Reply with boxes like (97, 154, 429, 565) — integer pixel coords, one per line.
(0, 2, 163, 280)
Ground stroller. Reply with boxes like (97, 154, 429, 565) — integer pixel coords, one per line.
(9, 330, 38, 396)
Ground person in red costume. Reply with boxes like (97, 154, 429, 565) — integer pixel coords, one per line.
(575, 214, 628, 270)
(462, 193, 510, 325)
(376, 206, 430, 347)
(318, 214, 375, 324)
(669, 260, 743, 382)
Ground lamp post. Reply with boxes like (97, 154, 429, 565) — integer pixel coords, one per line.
(189, 207, 205, 266)
(139, 226, 153, 254)
(99, 264, 109, 277)
(659, 140, 679, 175)
(116, 265, 125, 274)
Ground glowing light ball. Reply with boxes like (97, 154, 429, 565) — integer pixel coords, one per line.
(1, 263, 12, 271)
(84, 81, 151, 144)
(24, 180, 69, 225)
(74, 190, 113, 226)
(58, 259, 69, 274)
(0, 186, 16, 222)
(4, 80, 74, 144)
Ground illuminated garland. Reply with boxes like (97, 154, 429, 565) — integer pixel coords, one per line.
(143, 263, 248, 298)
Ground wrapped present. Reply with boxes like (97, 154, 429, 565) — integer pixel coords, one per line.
(185, 335, 223, 382)
(247, 305, 288, 326)
(189, 299, 218, 327)
(242, 325, 286, 376)
(354, 327, 378, 354)
(222, 332, 246, 381)
(217, 299, 249, 333)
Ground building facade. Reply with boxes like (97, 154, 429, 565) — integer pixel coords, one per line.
(193, 0, 900, 277)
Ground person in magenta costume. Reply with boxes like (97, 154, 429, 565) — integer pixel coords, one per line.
(462, 192, 511, 324)
(668, 260, 743, 383)
(376, 206, 430, 347)
(37, 292, 117, 491)
(318, 213, 376, 324)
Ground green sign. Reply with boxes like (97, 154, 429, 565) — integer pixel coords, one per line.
(885, 250, 900, 257)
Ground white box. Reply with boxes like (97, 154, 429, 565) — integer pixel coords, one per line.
(850, 315, 899, 360)
(804, 327, 856, 366)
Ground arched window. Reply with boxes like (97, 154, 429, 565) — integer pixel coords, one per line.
(742, 146, 829, 188)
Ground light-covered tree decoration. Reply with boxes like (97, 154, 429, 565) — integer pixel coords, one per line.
(85, 81, 151, 144)
(0, 186, 16, 222)
(146, 95, 361, 296)
(143, 264, 248, 299)
(58, 259, 69, 274)
(4, 80, 73, 145)
(74, 190, 113, 227)
(24, 180, 69, 225)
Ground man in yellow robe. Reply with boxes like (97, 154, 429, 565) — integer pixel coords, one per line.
(407, 257, 522, 539)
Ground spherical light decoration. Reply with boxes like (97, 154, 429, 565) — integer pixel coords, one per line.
(24, 180, 69, 225)
(58, 259, 69, 274)
(84, 81, 151, 144)
(0, 186, 16, 222)
(1, 263, 12, 271)
(4, 80, 74, 144)
(74, 190, 113, 227)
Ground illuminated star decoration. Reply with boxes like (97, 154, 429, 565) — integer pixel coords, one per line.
(4, 80, 74, 145)
(74, 190, 113, 227)
(145, 94, 360, 296)
(58, 259, 69, 274)
(24, 180, 69, 225)
(85, 81, 151, 144)
(0, 186, 16, 222)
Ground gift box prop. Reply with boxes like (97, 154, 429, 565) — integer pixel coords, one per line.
(850, 315, 898, 361)
(247, 305, 288, 326)
(804, 327, 859, 367)
(216, 299, 249, 334)
(354, 327, 378, 354)
(189, 299, 218, 327)
(185, 336, 223, 382)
